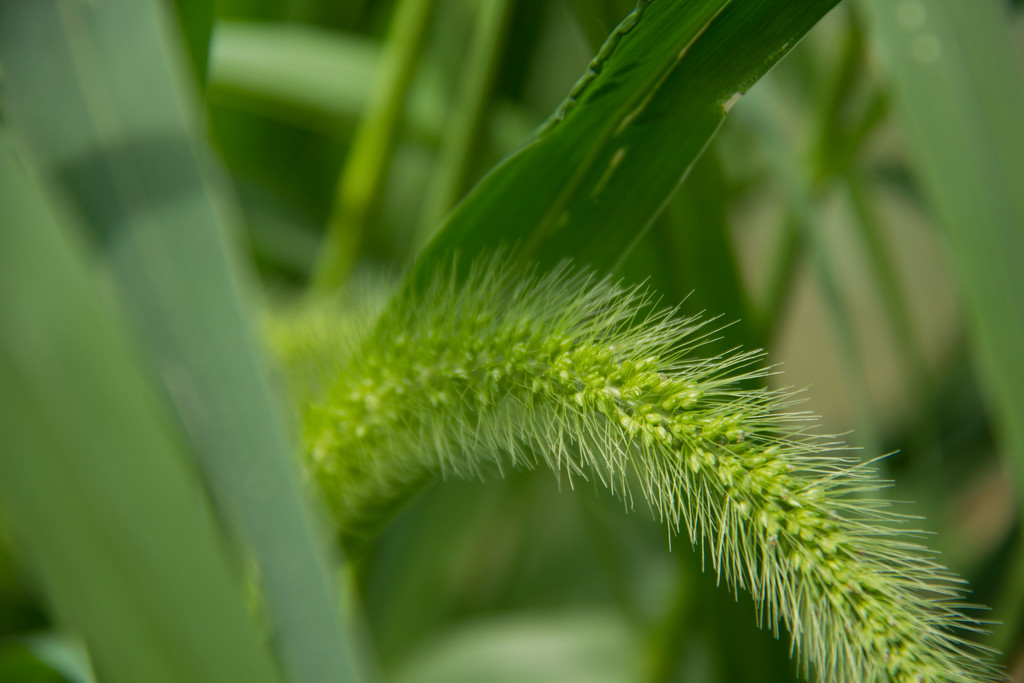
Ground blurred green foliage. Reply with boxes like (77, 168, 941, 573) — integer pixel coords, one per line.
(1, 0, 1023, 681)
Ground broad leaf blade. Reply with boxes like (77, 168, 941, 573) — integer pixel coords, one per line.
(0, 132, 281, 683)
(415, 0, 842, 280)
(0, 4, 370, 683)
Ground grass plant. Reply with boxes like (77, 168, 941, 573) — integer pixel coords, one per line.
(1, 0, 1022, 681)
(274, 255, 998, 682)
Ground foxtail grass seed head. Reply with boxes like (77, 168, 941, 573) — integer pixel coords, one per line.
(270, 254, 999, 683)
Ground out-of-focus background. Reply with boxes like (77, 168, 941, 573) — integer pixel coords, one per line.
(2, 1, 1023, 681)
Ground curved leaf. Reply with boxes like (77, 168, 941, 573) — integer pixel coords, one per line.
(414, 0, 842, 282)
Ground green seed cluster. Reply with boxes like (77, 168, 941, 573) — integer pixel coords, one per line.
(273, 256, 997, 683)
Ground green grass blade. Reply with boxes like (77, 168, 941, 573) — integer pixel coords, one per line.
(0, 3, 371, 682)
(857, 0, 1024, 648)
(415, 0, 841, 281)
(0, 131, 282, 683)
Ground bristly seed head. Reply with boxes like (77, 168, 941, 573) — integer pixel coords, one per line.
(270, 254, 999, 683)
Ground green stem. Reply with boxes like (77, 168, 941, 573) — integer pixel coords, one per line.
(312, 0, 437, 293)
(416, 0, 512, 246)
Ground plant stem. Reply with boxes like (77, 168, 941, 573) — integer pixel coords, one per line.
(416, 0, 512, 247)
(312, 0, 437, 293)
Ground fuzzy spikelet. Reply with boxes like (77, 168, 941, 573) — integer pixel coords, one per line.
(273, 256, 997, 683)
